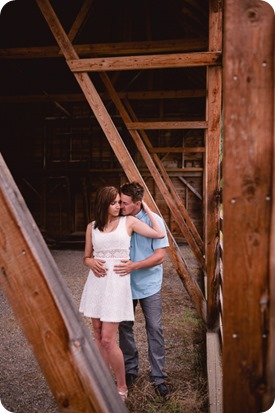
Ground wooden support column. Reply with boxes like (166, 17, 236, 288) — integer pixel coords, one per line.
(223, 1, 274, 412)
(0, 155, 128, 413)
(35, 0, 207, 321)
(205, 0, 222, 331)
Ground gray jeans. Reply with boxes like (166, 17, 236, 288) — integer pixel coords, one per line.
(119, 290, 167, 386)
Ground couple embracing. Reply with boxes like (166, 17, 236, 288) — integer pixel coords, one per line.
(79, 182, 169, 402)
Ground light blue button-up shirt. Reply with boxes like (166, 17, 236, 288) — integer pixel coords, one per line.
(130, 209, 169, 299)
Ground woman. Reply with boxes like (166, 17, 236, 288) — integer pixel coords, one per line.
(79, 186, 164, 401)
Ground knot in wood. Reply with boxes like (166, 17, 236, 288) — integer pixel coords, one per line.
(247, 7, 259, 23)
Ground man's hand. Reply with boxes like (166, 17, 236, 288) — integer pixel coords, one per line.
(114, 260, 136, 276)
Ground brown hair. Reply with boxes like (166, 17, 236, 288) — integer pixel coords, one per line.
(120, 181, 144, 203)
(94, 186, 119, 231)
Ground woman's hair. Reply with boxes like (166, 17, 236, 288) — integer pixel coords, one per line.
(120, 181, 144, 202)
(94, 186, 119, 231)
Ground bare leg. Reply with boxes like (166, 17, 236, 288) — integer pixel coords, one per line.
(92, 318, 109, 367)
(101, 321, 127, 394)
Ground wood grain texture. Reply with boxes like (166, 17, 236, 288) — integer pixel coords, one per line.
(223, 1, 274, 411)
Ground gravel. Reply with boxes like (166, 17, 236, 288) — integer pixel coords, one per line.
(0, 248, 207, 413)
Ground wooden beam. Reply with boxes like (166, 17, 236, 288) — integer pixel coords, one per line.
(178, 176, 203, 200)
(126, 121, 208, 130)
(223, 1, 274, 412)
(67, 0, 93, 42)
(148, 147, 205, 153)
(205, 0, 223, 332)
(0, 38, 208, 60)
(68, 52, 221, 72)
(0, 155, 128, 413)
(0, 89, 206, 104)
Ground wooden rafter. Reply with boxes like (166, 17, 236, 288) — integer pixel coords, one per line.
(0, 38, 208, 60)
(67, 0, 93, 42)
(126, 121, 208, 130)
(0, 89, 206, 104)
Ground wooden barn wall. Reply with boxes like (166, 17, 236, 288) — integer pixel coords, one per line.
(0, 107, 203, 244)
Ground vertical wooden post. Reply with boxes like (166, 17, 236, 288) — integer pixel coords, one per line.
(205, 0, 223, 331)
(223, 1, 274, 412)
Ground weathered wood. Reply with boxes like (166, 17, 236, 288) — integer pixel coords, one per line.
(125, 121, 208, 130)
(205, 0, 223, 331)
(223, 1, 274, 412)
(35, 0, 207, 323)
(68, 52, 221, 72)
(67, 0, 93, 42)
(267, 100, 275, 406)
(0, 38, 208, 59)
(0, 155, 128, 413)
(0, 89, 206, 103)
(149, 147, 205, 153)
(178, 176, 203, 200)
(206, 332, 223, 413)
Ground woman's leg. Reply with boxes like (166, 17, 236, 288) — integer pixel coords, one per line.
(101, 322, 127, 393)
(92, 318, 109, 367)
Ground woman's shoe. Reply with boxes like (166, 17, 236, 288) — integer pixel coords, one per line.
(118, 389, 128, 402)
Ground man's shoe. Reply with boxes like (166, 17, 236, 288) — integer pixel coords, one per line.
(126, 373, 137, 388)
(155, 383, 169, 397)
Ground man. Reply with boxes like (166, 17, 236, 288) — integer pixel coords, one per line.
(114, 181, 170, 397)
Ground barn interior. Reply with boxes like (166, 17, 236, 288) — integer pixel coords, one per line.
(0, 0, 224, 411)
(1, 2, 275, 413)
(0, 0, 212, 248)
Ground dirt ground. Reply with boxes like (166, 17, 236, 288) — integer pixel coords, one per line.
(0, 247, 208, 413)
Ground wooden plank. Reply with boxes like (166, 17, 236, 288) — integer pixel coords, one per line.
(0, 89, 206, 104)
(0, 38, 208, 59)
(0, 155, 128, 413)
(68, 52, 221, 72)
(205, 0, 223, 332)
(206, 332, 223, 413)
(67, 0, 93, 42)
(223, 1, 274, 412)
(126, 121, 208, 130)
(178, 176, 203, 200)
(35, 0, 207, 323)
(149, 147, 205, 153)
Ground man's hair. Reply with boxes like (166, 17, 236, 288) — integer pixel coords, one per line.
(120, 181, 144, 202)
(94, 186, 119, 231)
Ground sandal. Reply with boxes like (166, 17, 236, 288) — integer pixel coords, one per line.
(118, 389, 128, 402)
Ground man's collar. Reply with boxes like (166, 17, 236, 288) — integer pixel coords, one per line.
(135, 208, 145, 219)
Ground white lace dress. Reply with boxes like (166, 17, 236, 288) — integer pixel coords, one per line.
(79, 216, 134, 322)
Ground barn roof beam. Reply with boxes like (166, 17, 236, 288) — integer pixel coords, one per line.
(0, 89, 206, 104)
(0, 38, 208, 60)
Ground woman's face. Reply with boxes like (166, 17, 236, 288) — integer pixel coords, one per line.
(108, 194, 121, 217)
